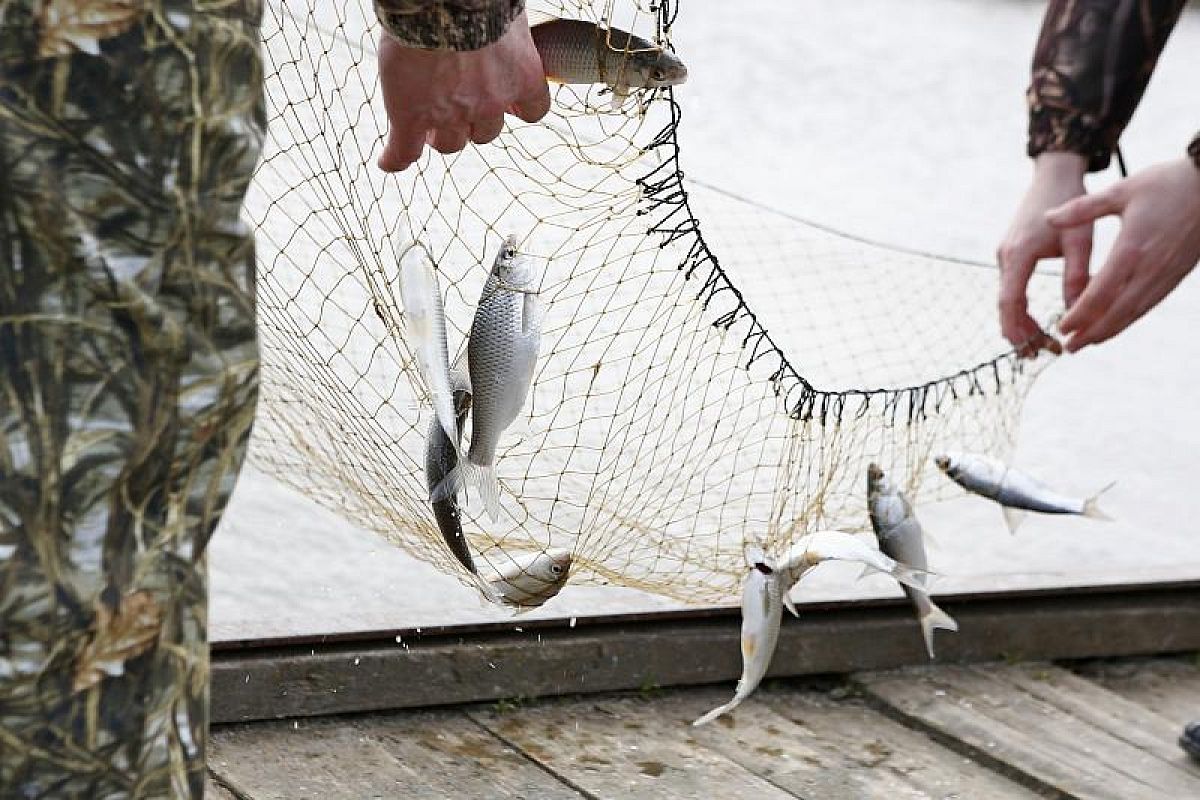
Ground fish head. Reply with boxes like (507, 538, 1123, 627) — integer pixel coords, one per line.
(616, 46, 688, 89)
(489, 548, 573, 608)
(493, 234, 538, 289)
(867, 463, 891, 494)
(934, 455, 951, 472)
(530, 547, 573, 582)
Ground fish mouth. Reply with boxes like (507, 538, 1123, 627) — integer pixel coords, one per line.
(934, 455, 951, 471)
(867, 463, 884, 481)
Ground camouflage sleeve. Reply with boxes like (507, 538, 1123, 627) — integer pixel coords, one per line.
(374, 0, 524, 51)
(1027, 0, 1187, 172)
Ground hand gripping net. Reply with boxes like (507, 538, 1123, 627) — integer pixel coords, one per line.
(247, 0, 1058, 604)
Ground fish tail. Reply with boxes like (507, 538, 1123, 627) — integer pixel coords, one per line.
(692, 696, 744, 727)
(476, 464, 503, 522)
(1083, 481, 1116, 521)
(919, 601, 959, 660)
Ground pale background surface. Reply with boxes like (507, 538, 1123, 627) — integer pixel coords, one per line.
(209, 0, 1200, 642)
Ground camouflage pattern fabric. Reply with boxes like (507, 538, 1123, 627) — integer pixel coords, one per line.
(1027, 0, 1188, 171)
(375, 0, 523, 50)
(0, 1, 265, 797)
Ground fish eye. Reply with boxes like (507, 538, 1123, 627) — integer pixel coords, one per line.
(652, 68, 665, 81)
(551, 564, 564, 575)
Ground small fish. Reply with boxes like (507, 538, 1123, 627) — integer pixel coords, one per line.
(487, 548, 572, 609)
(433, 236, 542, 521)
(425, 367, 475, 573)
(693, 548, 784, 726)
(935, 452, 1112, 533)
(867, 464, 958, 659)
(529, 15, 688, 108)
(778, 530, 931, 617)
(399, 240, 459, 454)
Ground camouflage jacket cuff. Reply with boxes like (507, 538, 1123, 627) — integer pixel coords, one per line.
(1026, 107, 1113, 173)
(375, 0, 523, 51)
(1189, 132, 1200, 171)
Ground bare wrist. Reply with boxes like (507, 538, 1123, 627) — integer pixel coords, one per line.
(1032, 151, 1089, 180)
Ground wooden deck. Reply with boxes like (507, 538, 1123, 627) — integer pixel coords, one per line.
(207, 655, 1200, 799)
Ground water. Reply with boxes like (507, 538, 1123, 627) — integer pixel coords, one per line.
(209, 0, 1200, 641)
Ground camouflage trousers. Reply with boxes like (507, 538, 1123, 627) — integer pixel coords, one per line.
(0, 2, 264, 797)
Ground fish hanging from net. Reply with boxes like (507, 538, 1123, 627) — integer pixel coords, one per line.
(246, 0, 1060, 606)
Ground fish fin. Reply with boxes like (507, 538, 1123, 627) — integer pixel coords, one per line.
(783, 591, 799, 618)
(609, 86, 629, 112)
(692, 696, 744, 727)
(472, 573, 504, 606)
(430, 462, 466, 504)
(1083, 482, 1115, 521)
(525, 8, 557, 27)
(1002, 506, 1027, 535)
(855, 563, 873, 582)
(476, 464, 503, 522)
(919, 602, 958, 660)
(890, 563, 933, 592)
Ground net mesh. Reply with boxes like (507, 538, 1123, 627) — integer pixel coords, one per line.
(247, 0, 1059, 604)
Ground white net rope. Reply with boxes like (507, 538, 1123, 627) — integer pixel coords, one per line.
(246, 0, 1058, 604)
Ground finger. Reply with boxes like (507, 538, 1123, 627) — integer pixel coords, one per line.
(511, 81, 552, 123)
(469, 115, 505, 146)
(429, 125, 470, 155)
(1045, 191, 1121, 229)
(1060, 227, 1093, 307)
(378, 125, 428, 172)
(1064, 273, 1139, 351)
(1059, 241, 1137, 337)
(996, 241, 1039, 348)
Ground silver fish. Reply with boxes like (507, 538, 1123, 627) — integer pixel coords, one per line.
(425, 368, 475, 573)
(935, 451, 1112, 533)
(693, 548, 784, 726)
(487, 548, 572, 609)
(399, 240, 459, 455)
(529, 16, 688, 107)
(867, 464, 958, 659)
(433, 236, 542, 521)
(778, 530, 930, 617)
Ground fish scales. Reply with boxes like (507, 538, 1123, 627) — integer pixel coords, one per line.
(425, 375, 474, 573)
(868, 464, 958, 659)
(434, 236, 541, 521)
(531, 18, 656, 85)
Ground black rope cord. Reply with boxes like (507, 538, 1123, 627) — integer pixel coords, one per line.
(635, 0, 1031, 427)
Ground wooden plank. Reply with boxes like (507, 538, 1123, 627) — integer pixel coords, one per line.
(1072, 656, 1200, 727)
(470, 695, 799, 799)
(211, 582, 1200, 723)
(857, 664, 1200, 800)
(210, 712, 583, 799)
(634, 686, 1042, 799)
(991, 662, 1200, 774)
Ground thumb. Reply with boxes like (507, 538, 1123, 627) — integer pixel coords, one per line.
(1046, 191, 1121, 229)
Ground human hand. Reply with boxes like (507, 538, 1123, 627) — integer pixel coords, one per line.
(1048, 157, 1200, 352)
(997, 152, 1090, 356)
(377, 11, 551, 172)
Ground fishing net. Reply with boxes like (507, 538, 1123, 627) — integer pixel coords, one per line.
(246, 0, 1058, 604)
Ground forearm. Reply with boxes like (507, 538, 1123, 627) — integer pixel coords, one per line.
(374, 0, 524, 50)
(1027, 0, 1186, 172)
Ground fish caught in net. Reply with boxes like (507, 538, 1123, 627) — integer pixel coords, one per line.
(246, 0, 1059, 607)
